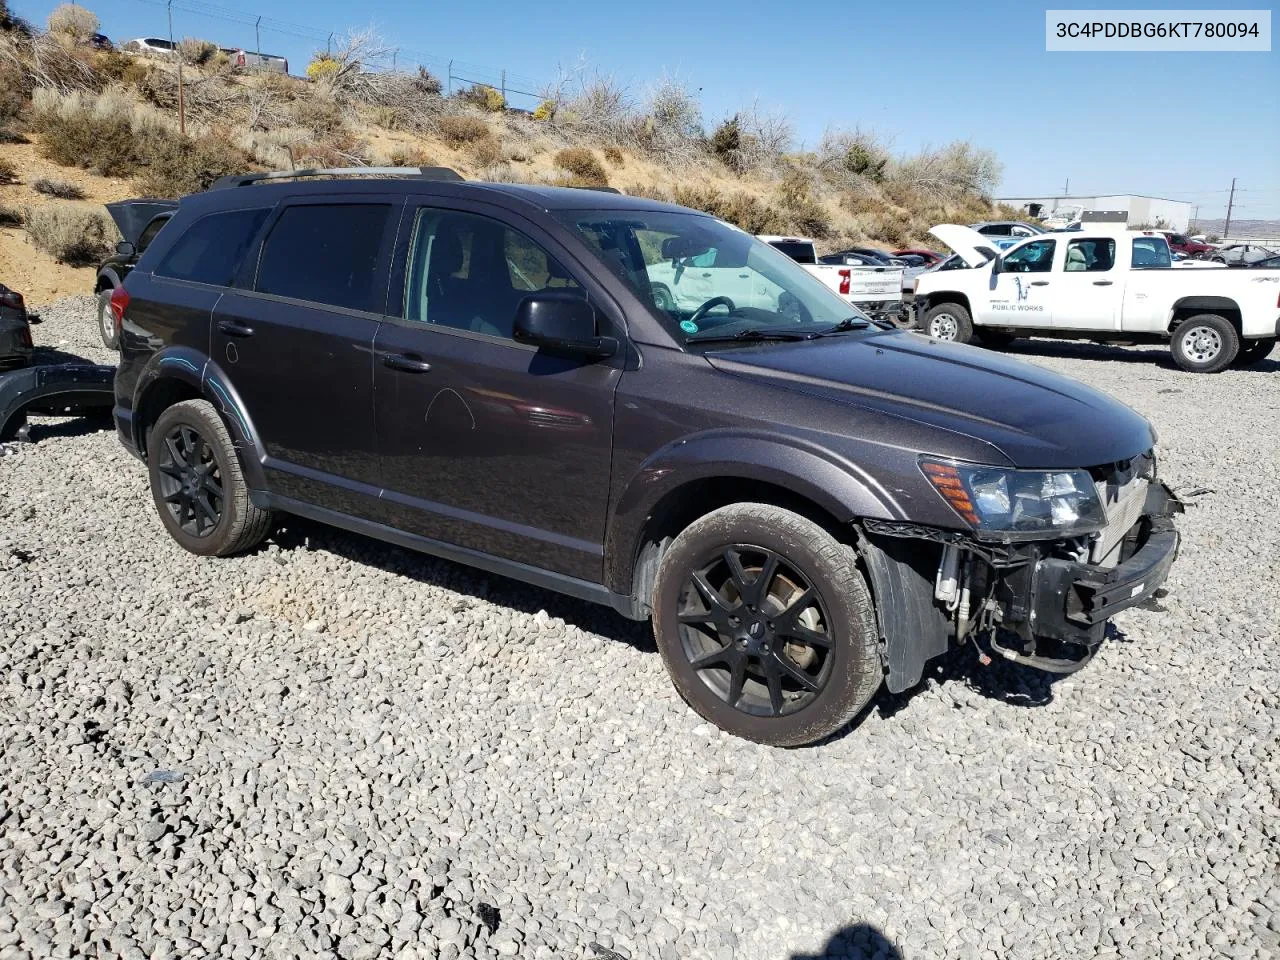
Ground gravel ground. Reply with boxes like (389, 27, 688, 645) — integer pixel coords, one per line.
(2, 297, 1277, 960)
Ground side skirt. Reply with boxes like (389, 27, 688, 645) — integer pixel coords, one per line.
(260, 493, 648, 621)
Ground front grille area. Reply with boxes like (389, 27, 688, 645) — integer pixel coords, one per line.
(1090, 452, 1155, 567)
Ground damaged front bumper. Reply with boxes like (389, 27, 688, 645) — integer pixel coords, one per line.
(861, 482, 1183, 688)
(977, 482, 1182, 672)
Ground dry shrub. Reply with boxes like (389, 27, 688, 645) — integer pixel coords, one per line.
(178, 37, 218, 66)
(292, 129, 369, 170)
(466, 135, 502, 168)
(33, 176, 84, 198)
(387, 145, 435, 167)
(133, 129, 251, 197)
(0, 127, 26, 143)
(602, 144, 623, 166)
(46, 3, 97, 40)
(0, 31, 100, 94)
(775, 168, 831, 238)
(0, 63, 26, 122)
(672, 186, 784, 235)
(94, 49, 150, 86)
(289, 95, 343, 134)
(818, 128, 890, 185)
(31, 88, 135, 175)
(24, 200, 116, 264)
(0, 202, 23, 227)
(707, 115, 743, 172)
(0, 157, 16, 183)
(439, 114, 490, 147)
(369, 105, 404, 130)
(554, 147, 606, 186)
(890, 141, 1002, 200)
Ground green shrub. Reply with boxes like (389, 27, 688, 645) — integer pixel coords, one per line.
(455, 84, 505, 112)
(438, 114, 490, 147)
(672, 186, 785, 235)
(707, 115, 743, 171)
(24, 201, 116, 265)
(33, 176, 85, 198)
(554, 147, 607, 186)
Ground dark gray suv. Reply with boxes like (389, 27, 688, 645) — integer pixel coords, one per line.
(111, 168, 1181, 746)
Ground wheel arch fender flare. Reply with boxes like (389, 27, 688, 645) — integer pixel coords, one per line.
(95, 269, 122, 292)
(919, 292, 971, 324)
(1168, 296, 1241, 331)
(132, 351, 267, 490)
(604, 429, 905, 597)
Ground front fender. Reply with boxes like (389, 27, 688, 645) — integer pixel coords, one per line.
(604, 429, 905, 594)
(130, 349, 267, 490)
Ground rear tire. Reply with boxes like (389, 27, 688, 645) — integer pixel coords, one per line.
(97, 287, 119, 350)
(1233, 337, 1275, 367)
(651, 503, 882, 747)
(922, 303, 974, 344)
(147, 399, 272, 556)
(1171, 313, 1238, 373)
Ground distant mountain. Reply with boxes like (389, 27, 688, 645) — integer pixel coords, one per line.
(1192, 218, 1280, 239)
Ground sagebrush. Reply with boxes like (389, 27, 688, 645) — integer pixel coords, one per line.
(24, 201, 116, 265)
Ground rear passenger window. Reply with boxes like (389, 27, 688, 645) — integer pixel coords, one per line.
(256, 204, 393, 312)
(1064, 238, 1116, 272)
(154, 208, 269, 287)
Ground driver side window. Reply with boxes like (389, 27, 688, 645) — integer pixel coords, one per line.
(1002, 239, 1056, 273)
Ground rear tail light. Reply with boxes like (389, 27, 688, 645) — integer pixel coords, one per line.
(0, 289, 22, 311)
(109, 286, 130, 338)
(236, 52, 246, 67)
(838, 269, 851, 295)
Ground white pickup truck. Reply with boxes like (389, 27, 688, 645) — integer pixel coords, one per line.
(914, 225, 1280, 372)
(758, 235, 904, 318)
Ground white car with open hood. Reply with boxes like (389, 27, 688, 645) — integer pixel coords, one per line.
(913, 224, 1280, 372)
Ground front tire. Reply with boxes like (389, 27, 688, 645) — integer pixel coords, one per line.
(651, 503, 882, 747)
(97, 287, 119, 350)
(1171, 313, 1239, 373)
(147, 399, 272, 556)
(922, 302, 974, 344)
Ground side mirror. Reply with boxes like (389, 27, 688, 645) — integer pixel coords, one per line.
(116, 240, 136, 257)
(513, 292, 618, 360)
(989, 256, 1002, 274)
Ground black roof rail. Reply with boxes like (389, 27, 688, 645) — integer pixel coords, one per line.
(209, 166, 465, 190)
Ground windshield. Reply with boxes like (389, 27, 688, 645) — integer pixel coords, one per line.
(560, 210, 864, 344)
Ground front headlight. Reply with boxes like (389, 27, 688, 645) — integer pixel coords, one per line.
(921, 458, 1106, 537)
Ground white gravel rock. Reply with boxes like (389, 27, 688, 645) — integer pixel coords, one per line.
(1, 300, 1277, 959)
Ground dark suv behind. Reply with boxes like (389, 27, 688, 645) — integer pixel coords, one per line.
(112, 168, 1181, 746)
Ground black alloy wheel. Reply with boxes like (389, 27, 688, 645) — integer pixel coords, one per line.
(154, 423, 225, 537)
(678, 545, 833, 717)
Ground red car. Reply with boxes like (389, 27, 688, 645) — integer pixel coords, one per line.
(893, 248, 945, 266)
(1162, 232, 1214, 258)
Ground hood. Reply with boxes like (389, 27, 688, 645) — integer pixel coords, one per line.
(705, 333, 1155, 469)
(928, 225, 1001, 268)
(105, 199, 179, 245)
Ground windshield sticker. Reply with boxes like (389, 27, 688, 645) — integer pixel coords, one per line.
(680, 320, 699, 334)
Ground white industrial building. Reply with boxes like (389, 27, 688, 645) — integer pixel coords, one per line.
(997, 194, 1193, 233)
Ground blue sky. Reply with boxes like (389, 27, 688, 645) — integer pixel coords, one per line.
(16, 0, 1280, 220)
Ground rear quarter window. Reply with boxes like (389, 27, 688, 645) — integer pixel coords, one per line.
(255, 203, 393, 313)
(154, 208, 270, 287)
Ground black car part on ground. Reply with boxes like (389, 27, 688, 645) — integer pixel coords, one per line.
(0, 364, 116, 441)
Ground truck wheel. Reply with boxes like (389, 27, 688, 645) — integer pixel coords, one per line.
(651, 284, 676, 313)
(1233, 337, 1275, 367)
(1171, 314, 1239, 373)
(147, 399, 273, 557)
(97, 287, 119, 350)
(651, 503, 882, 747)
(922, 303, 974, 344)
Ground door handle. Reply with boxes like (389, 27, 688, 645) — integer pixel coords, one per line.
(1030, 281, 1050, 286)
(1093, 280, 1114, 286)
(382, 353, 433, 374)
(217, 319, 255, 337)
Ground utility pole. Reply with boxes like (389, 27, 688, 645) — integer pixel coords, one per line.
(447, 59, 453, 95)
(500, 69, 506, 103)
(254, 15, 261, 56)
(167, 0, 185, 135)
(1223, 177, 1237, 239)
(327, 33, 333, 56)
(1191, 204, 1199, 233)
(1064, 178, 1069, 196)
